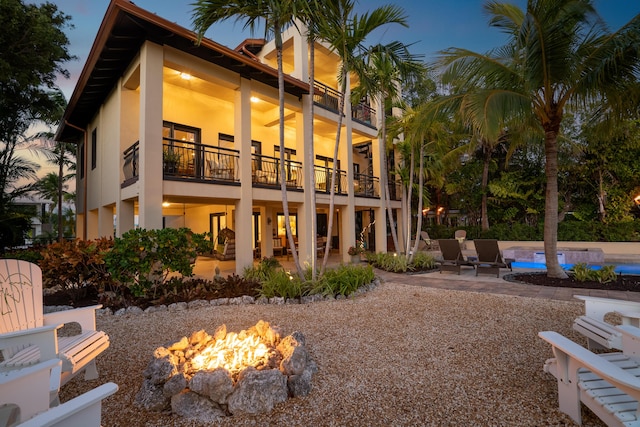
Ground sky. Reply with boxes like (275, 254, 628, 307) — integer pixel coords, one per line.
(48, 0, 640, 101)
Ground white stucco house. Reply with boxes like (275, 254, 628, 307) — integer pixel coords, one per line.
(55, 0, 404, 274)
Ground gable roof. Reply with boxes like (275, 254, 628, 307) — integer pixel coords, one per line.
(56, 0, 309, 142)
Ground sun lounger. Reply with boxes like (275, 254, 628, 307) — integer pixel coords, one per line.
(436, 239, 475, 274)
(472, 239, 514, 277)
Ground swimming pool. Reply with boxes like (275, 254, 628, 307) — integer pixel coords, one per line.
(512, 261, 640, 275)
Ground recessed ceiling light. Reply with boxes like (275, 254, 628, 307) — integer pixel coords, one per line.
(250, 96, 260, 103)
(162, 201, 170, 207)
(180, 72, 191, 80)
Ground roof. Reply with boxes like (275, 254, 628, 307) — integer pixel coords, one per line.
(56, 0, 309, 142)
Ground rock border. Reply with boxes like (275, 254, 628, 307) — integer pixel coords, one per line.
(44, 279, 381, 317)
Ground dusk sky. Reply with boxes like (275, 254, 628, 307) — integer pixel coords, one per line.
(48, 0, 640, 101)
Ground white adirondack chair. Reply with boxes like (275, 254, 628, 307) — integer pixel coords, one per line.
(0, 359, 62, 424)
(0, 259, 110, 404)
(0, 358, 117, 426)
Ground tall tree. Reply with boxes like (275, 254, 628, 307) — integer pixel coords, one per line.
(439, 0, 640, 278)
(192, 0, 308, 280)
(0, 0, 73, 250)
(315, 0, 408, 271)
(353, 41, 424, 255)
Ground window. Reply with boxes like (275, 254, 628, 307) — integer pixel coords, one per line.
(79, 142, 85, 178)
(91, 128, 97, 170)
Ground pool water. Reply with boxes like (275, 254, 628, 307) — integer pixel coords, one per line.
(512, 261, 640, 275)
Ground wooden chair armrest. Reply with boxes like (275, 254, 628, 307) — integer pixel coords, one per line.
(0, 324, 62, 361)
(18, 382, 118, 427)
(616, 310, 640, 327)
(43, 305, 102, 332)
(539, 331, 640, 394)
(574, 295, 640, 322)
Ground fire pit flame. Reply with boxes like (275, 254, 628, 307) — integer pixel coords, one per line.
(191, 331, 270, 374)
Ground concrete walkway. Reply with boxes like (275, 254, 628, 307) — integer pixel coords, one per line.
(192, 255, 640, 303)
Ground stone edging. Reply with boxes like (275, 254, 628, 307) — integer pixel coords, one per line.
(44, 279, 381, 317)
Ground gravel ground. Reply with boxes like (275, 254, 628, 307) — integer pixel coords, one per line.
(59, 281, 606, 427)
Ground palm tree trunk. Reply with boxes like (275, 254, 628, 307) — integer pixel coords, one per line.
(275, 28, 304, 281)
(379, 97, 400, 253)
(57, 142, 65, 241)
(404, 140, 415, 257)
(480, 141, 491, 231)
(308, 33, 318, 280)
(543, 128, 567, 279)
(410, 145, 425, 260)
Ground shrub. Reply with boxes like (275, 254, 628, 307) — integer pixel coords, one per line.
(313, 264, 375, 296)
(38, 237, 114, 300)
(257, 269, 306, 299)
(368, 252, 436, 273)
(570, 263, 618, 284)
(104, 228, 204, 298)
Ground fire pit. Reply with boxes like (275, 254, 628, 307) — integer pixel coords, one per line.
(135, 320, 316, 422)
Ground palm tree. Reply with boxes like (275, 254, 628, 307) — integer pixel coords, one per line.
(314, 0, 408, 271)
(439, 0, 640, 278)
(192, 0, 308, 280)
(353, 41, 425, 255)
(32, 171, 70, 231)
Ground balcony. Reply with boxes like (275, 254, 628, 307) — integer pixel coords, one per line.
(162, 139, 239, 183)
(313, 81, 377, 128)
(314, 165, 348, 195)
(354, 173, 380, 198)
(252, 154, 302, 189)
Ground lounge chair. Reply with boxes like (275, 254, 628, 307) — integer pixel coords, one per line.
(419, 231, 439, 251)
(436, 239, 475, 274)
(472, 239, 513, 277)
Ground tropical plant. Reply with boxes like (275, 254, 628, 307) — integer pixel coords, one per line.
(192, 0, 308, 281)
(0, 1, 73, 251)
(571, 263, 618, 284)
(438, 0, 640, 278)
(353, 41, 425, 256)
(313, 0, 408, 272)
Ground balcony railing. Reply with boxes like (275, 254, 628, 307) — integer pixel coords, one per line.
(352, 103, 376, 127)
(163, 139, 239, 183)
(388, 180, 402, 201)
(252, 154, 302, 189)
(314, 165, 348, 195)
(354, 173, 380, 197)
(123, 141, 139, 184)
(313, 81, 342, 112)
(314, 80, 377, 128)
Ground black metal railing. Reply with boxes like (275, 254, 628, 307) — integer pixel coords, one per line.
(252, 154, 303, 188)
(353, 173, 379, 197)
(313, 81, 342, 112)
(314, 165, 348, 195)
(162, 139, 239, 182)
(352, 103, 376, 127)
(388, 180, 403, 201)
(123, 141, 139, 184)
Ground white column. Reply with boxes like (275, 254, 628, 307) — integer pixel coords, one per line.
(138, 42, 164, 230)
(234, 77, 253, 274)
(116, 200, 135, 237)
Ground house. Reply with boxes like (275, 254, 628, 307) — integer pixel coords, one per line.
(55, 0, 404, 274)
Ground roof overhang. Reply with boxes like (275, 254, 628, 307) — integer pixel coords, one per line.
(56, 0, 309, 142)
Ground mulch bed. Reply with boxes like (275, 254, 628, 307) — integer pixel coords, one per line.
(508, 272, 640, 292)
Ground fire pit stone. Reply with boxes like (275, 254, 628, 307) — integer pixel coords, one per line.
(135, 320, 317, 421)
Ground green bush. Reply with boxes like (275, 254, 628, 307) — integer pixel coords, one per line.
(314, 264, 375, 296)
(258, 269, 306, 299)
(570, 263, 618, 284)
(104, 228, 204, 298)
(2, 246, 44, 263)
(367, 252, 436, 273)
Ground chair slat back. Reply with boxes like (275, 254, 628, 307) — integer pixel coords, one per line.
(438, 239, 463, 261)
(0, 259, 44, 334)
(474, 239, 502, 264)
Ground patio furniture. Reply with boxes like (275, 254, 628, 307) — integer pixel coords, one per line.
(214, 228, 235, 260)
(539, 328, 640, 427)
(419, 231, 439, 251)
(0, 359, 62, 424)
(0, 259, 110, 405)
(572, 295, 640, 350)
(436, 239, 475, 274)
(472, 239, 514, 277)
(21, 382, 118, 427)
(454, 230, 467, 249)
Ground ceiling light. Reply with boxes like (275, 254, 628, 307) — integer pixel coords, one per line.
(250, 96, 260, 103)
(180, 72, 191, 80)
(162, 201, 170, 207)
